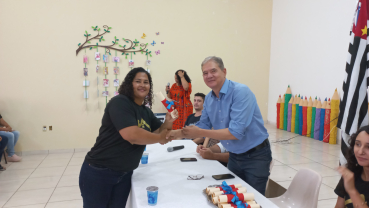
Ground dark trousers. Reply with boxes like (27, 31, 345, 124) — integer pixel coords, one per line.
(227, 144, 272, 196)
(79, 161, 133, 208)
(0, 136, 9, 161)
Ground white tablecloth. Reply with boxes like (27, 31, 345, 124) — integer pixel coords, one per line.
(128, 140, 279, 208)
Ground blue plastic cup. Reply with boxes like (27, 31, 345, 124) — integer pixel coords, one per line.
(141, 153, 149, 164)
(146, 186, 159, 206)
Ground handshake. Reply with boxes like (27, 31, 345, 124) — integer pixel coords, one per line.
(158, 126, 203, 145)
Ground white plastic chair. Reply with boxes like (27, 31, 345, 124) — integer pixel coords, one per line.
(269, 168, 322, 208)
(266, 159, 275, 191)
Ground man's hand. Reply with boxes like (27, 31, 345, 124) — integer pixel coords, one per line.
(199, 148, 215, 160)
(182, 126, 202, 139)
(196, 145, 204, 153)
(0, 136, 2, 142)
(166, 129, 183, 140)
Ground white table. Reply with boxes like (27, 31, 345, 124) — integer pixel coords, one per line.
(128, 140, 279, 208)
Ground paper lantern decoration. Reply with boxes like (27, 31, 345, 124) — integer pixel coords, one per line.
(314, 98, 322, 140)
(279, 95, 285, 130)
(307, 97, 313, 137)
(277, 95, 281, 129)
(319, 98, 327, 141)
(287, 97, 294, 132)
(329, 89, 340, 144)
(284, 86, 292, 130)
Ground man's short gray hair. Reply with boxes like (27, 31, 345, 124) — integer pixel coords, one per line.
(201, 56, 225, 70)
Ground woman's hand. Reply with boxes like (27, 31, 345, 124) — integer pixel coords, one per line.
(165, 110, 178, 123)
(165, 85, 170, 93)
(337, 166, 356, 194)
(177, 70, 184, 78)
(159, 129, 172, 145)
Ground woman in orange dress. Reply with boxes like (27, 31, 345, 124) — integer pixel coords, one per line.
(165, 70, 193, 130)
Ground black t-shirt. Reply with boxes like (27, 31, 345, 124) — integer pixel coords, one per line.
(85, 95, 162, 173)
(334, 174, 369, 208)
(184, 113, 201, 127)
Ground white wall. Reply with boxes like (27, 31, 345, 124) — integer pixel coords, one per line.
(0, 0, 272, 152)
(267, 0, 357, 124)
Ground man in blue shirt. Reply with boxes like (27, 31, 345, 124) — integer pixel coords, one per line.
(167, 56, 271, 195)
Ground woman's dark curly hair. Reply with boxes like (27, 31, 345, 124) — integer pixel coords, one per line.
(118, 67, 153, 108)
(175, 69, 191, 86)
(345, 125, 369, 176)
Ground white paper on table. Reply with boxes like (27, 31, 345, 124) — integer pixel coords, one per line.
(83, 80, 90, 86)
(84, 90, 89, 98)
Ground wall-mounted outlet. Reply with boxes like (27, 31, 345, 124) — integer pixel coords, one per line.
(49, 126, 52, 131)
(43, 126, 47, 131)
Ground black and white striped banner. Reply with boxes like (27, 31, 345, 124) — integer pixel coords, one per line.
(337, 0, 369, 165)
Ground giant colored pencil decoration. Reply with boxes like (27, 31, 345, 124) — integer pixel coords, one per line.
(314, 98, 322, 140)
(299, 95, 303, 135)
(307, 97, 313, 137)
(276, 95, 281, 129)
(311, 96, 317, 138)
(284, 86, 292, 130)
(302, 97, 308, 136)
(295, 94, 300, 133)
(319, 98, 327, 141)
(287, 97, 294, 132)
(323, 98, 331, 143)
(291, 95, 297, 133)
(279, 95, 285, 130)
(329, 89, 340, 144)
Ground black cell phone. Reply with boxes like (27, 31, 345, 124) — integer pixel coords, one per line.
(180, 158, 197, 162)
(212, 174, 235, 180)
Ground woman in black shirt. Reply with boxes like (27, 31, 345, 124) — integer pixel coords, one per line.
(334, 125, 369, 208)
(79, 67, 177, 207)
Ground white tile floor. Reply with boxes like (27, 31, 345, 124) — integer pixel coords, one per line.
(0, 123, 340, 208)
(0, 151, 83, 208)
(265, 123, 340, 208)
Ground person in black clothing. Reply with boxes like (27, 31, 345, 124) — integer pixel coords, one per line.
(183, 93, 205, 144)
(79, 67, 177, 208)
(0, 135, 9, 171)
(334, 125, 369, 208)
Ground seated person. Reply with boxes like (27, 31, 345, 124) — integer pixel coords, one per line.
(183, 93, 206, 144)
(0, 135, 9, 171)
(0, 113, 21, 162)
(196, 141, 229, 167)
(334, 125, 369, 208)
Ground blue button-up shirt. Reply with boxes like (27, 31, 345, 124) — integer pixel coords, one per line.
(196, 79, 269, 154)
